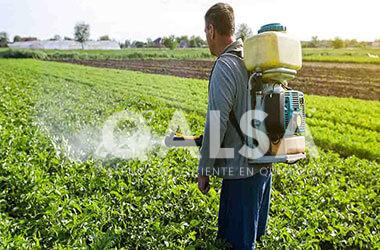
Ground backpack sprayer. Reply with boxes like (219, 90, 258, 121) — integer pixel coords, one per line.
(165, 23, 306, 164)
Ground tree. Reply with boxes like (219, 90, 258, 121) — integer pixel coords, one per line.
(74, 22, 90, 49)
(189, 36, 206, 48)
(146, 38, 154, 48)
(310, 36, 319, 48)
(332, 37, 345, 49)
(235, 23, 253, 41)
(120, 39, 131, 49)
(64, 36, 73, 40)
(50, 35, 61, 41)
(99, 35, 110, 41)
(0, 32, 9, 47)
(132, 41, 145, 48)
(346, 39, 358, 48)
(163, 35, 178, 50)
(13, 35, 22, 43)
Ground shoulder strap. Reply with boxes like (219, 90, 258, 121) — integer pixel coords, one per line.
(229, 109, 246, 143)
(225, 50, 246, 144)
(225, 50, 243, 59)
(208, 50, 243, 85)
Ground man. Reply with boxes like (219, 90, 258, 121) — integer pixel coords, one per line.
(198, 3, 272, 249)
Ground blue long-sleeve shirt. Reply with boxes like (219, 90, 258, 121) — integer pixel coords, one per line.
(198, 40, 265, 179)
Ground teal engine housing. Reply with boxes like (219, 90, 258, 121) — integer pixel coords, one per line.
(264, 90, 306, 139)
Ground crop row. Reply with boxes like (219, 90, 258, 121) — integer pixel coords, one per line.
(0, 59, 379, 248)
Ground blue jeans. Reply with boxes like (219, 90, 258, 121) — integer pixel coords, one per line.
(217, 168, 272, 250)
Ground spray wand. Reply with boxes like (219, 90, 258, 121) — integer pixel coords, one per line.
(164, 132, 203, 148)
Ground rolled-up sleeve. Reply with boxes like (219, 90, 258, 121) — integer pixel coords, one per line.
(198, 58, 237, 175)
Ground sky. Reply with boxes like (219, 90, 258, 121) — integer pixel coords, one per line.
(1, 0, 379, 42)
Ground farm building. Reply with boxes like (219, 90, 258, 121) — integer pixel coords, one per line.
(153, 38, 163, 48)
(8, 40, 121, 50)
(179, 40, 189, 48)
(19, 37, 38, 42)
(372, 41, 380, 48)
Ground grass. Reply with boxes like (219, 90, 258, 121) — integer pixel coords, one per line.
(0, 59, 379, 248)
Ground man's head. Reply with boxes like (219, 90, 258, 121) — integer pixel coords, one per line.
(204, 3, 236, 56)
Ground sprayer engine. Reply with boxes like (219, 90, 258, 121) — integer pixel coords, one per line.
(264, 90, 306, 139)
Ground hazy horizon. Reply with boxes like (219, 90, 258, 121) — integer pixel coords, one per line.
(1, 0, 379, 43)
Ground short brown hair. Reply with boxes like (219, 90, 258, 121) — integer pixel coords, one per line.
(205, 3, 235, 36)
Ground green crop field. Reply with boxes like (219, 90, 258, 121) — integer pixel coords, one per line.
(0, 59, 379, 248)
(0, 48, 212, 60)
(302, 48, 380, 64)
(1, 47, 380, 64)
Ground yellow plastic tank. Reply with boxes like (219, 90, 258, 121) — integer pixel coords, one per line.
(244, 23, 302, 72)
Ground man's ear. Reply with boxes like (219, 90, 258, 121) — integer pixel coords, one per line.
(209, 24, 215, 39)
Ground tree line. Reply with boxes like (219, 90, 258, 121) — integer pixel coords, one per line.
(1, 23, 378, 49)
(0, 23, 253, 49)
(302, 36, 378, 49)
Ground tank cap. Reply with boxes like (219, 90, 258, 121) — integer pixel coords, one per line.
(258, 23, 286, 34)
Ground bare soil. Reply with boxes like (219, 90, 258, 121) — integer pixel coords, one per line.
(53, 59, 380, 100)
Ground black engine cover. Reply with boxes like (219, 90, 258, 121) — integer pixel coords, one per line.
(264, 93, 285, 139)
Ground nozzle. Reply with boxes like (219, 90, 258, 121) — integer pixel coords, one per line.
(164, 132, 203, 147)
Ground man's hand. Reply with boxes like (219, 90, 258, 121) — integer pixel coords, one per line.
(198, 175, 210, 194)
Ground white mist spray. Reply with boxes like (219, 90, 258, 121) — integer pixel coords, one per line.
(36, 109, 171, 163)
(94, 110, 167, 161)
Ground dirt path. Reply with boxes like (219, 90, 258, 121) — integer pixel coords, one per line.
(52, 59, 380, 100)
